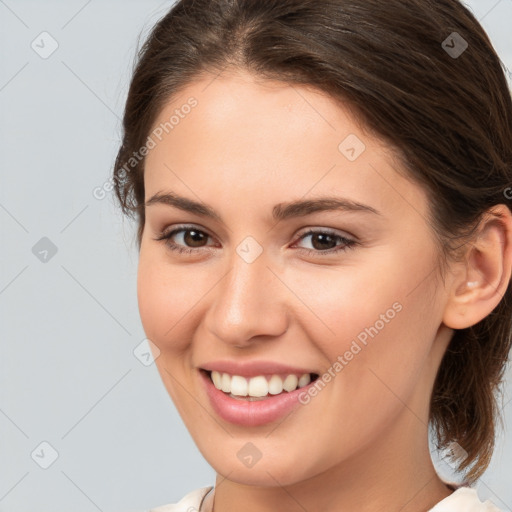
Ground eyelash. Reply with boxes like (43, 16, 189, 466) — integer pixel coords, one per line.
(154, 224, 358, 256)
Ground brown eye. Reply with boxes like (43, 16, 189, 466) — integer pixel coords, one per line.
(181, 229, 208, 247)
(309, 232, 338, 251)
(294, 229, 357, 255)
(154, 225, 216, 255)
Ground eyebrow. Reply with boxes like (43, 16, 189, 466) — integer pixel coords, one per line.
(144, 191, 381, 222)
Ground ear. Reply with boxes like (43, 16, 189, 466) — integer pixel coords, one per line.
(443, 204, 512, 330)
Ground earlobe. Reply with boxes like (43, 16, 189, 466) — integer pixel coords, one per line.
(442, 205, 512, 330)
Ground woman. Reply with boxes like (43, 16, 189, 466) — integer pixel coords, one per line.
(113, 0, 512, 510)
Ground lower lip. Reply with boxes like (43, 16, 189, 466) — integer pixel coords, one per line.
(200, 370, 317, 427)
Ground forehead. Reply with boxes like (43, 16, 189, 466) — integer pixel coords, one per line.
(143, 69, 426, 220)
(147, 68, 368, 155)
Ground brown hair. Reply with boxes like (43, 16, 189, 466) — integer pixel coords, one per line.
(113, 0, 512, 483)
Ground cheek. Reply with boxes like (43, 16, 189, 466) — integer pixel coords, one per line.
(291, 247, 440, 397)
(136, 250, 206, 411)
(136, 249, 202, 353)
(284, 251, 407, 351)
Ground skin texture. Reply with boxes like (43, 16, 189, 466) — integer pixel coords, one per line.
(137, 69, 512, 512)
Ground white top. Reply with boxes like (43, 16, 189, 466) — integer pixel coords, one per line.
(148, 484, 502, 512)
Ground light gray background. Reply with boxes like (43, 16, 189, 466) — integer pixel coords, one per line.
(0, 1, 511, 511)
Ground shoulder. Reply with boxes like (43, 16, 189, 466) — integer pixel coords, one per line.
(429, 486, 502, 512)
(147, 486, 214, 512)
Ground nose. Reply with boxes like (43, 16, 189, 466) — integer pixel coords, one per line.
(203, 248, 289, 348)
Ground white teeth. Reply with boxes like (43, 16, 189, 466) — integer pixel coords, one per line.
(298, 373, 311, 388)
(211, 370, 222, 389)
(283, 374, 298, 392)
(209, 371, 313, 397)
(248, 376, 268, 397)
(230, 375, 248, 396)
(268, 375, 283, 395)
(221, 372, 231, 393)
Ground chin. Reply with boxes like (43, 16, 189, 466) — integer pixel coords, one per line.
(195, 438, 320, 487)
(211, 459, 307, 487)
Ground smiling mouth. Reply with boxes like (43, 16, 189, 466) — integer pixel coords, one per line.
(202, 369, 320, 401)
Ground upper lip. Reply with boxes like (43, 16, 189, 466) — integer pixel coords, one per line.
(199, 360, 317, 377)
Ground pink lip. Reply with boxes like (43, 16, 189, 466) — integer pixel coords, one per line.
(199, 359, 316, 378)
(199, 368, 318, 427)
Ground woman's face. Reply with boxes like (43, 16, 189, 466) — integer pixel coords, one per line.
(138, 69, 454, 486)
